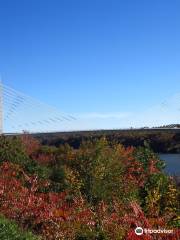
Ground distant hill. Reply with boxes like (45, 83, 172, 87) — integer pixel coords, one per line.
(32, 128, 180, 153)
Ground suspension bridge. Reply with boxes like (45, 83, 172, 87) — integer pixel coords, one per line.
(0, 82, 76, 134)
(0, 82, 180, 134)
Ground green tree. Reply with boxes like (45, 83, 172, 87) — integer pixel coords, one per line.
(73, 138, 134, 205)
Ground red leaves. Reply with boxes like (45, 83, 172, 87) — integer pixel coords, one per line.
(126, 230, 152, 240)
(0, 162, 95, 238)
(148, 158, 159, 174)
(20, 133, 40, 156)
(0, 136, 178, 239)
(120, 147, 159, 188)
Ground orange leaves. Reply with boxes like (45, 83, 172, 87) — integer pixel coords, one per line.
(20, 133, 40, 156)
(53, 209, 69, 220)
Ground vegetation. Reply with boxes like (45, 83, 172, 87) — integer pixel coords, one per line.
(33, 129, 180, 153)
(0, 134, 179, 239)
(0, 215, 40, 240)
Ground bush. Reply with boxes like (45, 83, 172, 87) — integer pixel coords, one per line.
(0, 215, 40, 240)
(0, 135, 51, 180)
(134, 144, 165, 172)
(75, 230, 108, 240)
(0, 136, 29, 165)
(24, 158, 51, 179)
(72, 138, 141, 205)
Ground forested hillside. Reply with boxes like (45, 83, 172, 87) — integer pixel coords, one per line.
(34, 129, 180, 153)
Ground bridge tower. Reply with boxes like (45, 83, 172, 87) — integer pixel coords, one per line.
(0, 80, 3, 134)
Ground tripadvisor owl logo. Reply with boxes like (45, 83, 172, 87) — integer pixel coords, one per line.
(135, 227, 143, 235)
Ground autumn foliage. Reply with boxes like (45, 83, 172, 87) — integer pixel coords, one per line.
(0, 134, 179, 239)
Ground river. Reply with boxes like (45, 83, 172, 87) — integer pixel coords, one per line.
(159, 154, 180, 175)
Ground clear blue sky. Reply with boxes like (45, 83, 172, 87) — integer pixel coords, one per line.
(0, 0, 180, 130)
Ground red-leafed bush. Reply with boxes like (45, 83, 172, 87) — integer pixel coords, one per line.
(20, 133, 40, 156)
(0, 162, 96, 239)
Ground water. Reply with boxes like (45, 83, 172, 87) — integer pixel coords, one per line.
(159, 154, 180, 175)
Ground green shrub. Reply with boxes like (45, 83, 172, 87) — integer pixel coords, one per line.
(49, 166, 68, 192)
(134, 144, 165, 172)
(0, 136, 29, 165)
(24, 158, 51, 179)
(75, 226, 108, 240)
(0, 136, 51, 180)
(72, 138, 127, 205)
(0, 215, 40, 240)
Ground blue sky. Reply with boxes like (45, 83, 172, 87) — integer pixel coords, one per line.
(0, 0, 180, 131)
